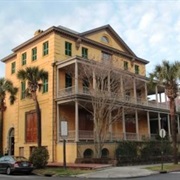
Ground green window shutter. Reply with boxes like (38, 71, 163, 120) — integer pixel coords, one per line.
(65, 42, 72, 56)
(32, 47, 37, 61)
(43, 41, 49, 56)
(22, 52, 27, 66)
(82, 47, 88, 59)
(124, 61, 128, 70)
(11, 62, 16, 74)
(43, 78, 48, 93)
(135, 65, 139, 74)
(21, 81, 26, 99)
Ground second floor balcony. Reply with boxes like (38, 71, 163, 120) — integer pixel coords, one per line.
(57, 85, 169, 111)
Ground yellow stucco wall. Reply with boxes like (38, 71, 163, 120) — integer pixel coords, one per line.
(2, 26, 148, 163)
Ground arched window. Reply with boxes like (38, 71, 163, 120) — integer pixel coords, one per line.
(101, 36, 109, 44)
(83, 148, 94, 158)
(101, 148, 109, 158)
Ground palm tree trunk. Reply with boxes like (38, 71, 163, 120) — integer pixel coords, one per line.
(169, 98, 178, 164)
(35, 99, 41, 147)
(0, 110, 3, 155)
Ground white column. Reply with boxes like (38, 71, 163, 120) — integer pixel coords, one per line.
(109, 113, 112, 141)
(135, 110, 139, 140)
(158, 113, 161, 131)
(57, 104, 60, 141)
(122, 107, 126, 140)
(120, 75, 124, 97)
(75, 61, 78, 93)
(145, 82, 148, 98)
(93, 70, 96, 89)
(147, 111, 151, 138)
(177, 115, 180, 134)
(75, 101, 79, 142)
(133, 78, 137, 103)
(167, 114, 171, 137)
(159, 93, 162, 103)
(155, 86, 158, 104)
(57, 68, 59, 97)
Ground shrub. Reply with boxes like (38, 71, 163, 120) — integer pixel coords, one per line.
(29, 147, 49, 168)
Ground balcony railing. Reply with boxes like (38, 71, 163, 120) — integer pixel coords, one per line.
(57, 86, 170, 110)
(59, 130, 157, 142)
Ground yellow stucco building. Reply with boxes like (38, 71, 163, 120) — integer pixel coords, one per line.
(1, 25, 180, 163)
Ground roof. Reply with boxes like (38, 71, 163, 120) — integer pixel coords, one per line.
(1, 25, 149, 64)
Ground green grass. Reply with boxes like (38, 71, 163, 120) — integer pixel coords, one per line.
(146, 164, 180, 172)
(33, 167, 93, 176)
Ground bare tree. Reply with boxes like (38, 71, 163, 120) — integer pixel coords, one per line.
(69, 58, 132, 158)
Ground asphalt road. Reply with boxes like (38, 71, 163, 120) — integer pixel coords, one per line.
(0, 172, 180, 180)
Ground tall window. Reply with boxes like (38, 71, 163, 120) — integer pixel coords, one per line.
(11, 62, 16, 74)
(43, 41, 49, 56)
(32, 47, 37, 61)
(82, 47, 88, 59)
(43, 78, 48, 93)
(102, 52, 111, 62)
(124, 61, 128, 70)
(65, 73, 72, 88)
(135, 65, 139, 74)
(22, 52, 27, 66)
(25, 111, 37, 143)
(21, 81, 26, 99)
(65, 41, 72, 56)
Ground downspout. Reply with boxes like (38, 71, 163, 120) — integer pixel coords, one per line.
(51, 62, 56, 162)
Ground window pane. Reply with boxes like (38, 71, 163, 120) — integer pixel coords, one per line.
(21, 81, 26, 99)
(102, 52, 111, 63)
(43, 41, 49, 56)
(65, 42, 72, 56)
(43, 78, 48, 93)
(32, 47, 37, 61)
(135, 65, 139, 74)
(124, 61, 128, 70)
(22, 52, 27, 66)
(65, 73, 72, 88)
(11, 62, 16, 74)
(82, 47, 88, 59)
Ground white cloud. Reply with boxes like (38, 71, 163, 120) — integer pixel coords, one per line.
(1, 0, 180, 78)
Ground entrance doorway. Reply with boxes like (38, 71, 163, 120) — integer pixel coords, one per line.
(8, 128, 14, 155)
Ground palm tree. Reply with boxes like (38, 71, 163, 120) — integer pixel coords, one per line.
(17, 66, 48, 147)
(149, 60, 180, 164)
(0, 78, 18, 155)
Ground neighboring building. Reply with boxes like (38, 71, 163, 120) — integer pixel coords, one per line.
(1, 25, 180, 163)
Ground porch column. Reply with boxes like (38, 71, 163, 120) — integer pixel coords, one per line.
(57, 104, 60, 141)
(75, 101, 79, 142)
(120, 75, 124, 97)
(145, 82, 148, 101)
(155, 86, 158, 105)
(122, 107, 126, 140)
(93, 70, 96, 89)
(167, 114, 171, 137)
(133, 78, 137, 103)
(159, 93, 162, 103)
(109, 113, 112, 141)
(147, 111, 151, 138)
(57, 68, 59, 97)
(75, 61, 78, 93)
(135, 110, 139, 140)
(158, 113, 161, 131)
(177, 115, 180, 134)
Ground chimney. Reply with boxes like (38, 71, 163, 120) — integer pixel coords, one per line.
(34, 29, 43, 36)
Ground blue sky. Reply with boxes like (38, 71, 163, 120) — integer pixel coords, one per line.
(1, 0, 180, 77)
